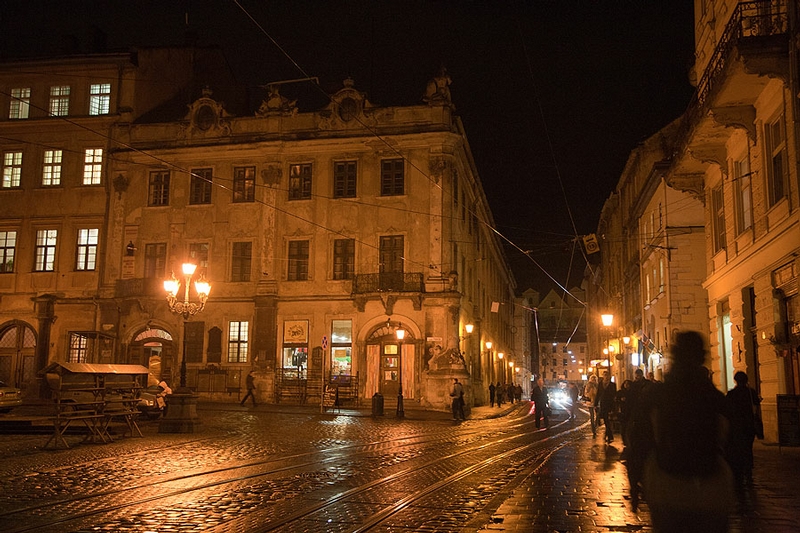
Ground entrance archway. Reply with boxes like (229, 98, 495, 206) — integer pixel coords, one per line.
(129, 327, 175, 386)
(0, 321, 36, 389)
(365, 321, 416, 399)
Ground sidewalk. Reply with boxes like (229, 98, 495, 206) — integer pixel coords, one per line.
(479, 423, 800, 532)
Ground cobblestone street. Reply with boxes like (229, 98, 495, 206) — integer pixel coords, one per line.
(0, 401, 798, 532)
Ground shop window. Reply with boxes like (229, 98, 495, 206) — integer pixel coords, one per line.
(282, 320, 308, 377)
(331, 319, 352, 376)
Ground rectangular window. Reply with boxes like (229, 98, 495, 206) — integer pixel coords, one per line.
(148, 170, 170, 206)
(282, 320, 308, 376)
(190, 168, 213, 204)
(711, 184, 726, 254)
(766, 115, 788, 207)
(734, 157, 753, 234)
(659, 257, 666, 293)
(331, 319, 353, 375)
(231, 241, 252, 282)
(42, 149, 62, 186)
(83, 149, 103, 185)
(189, 242, 209, 275)
(379, 235, 404, 273)
(34, 229, 58, 272)
(288, 240, 310, 281)
(9, 88, 30, 119)
(233, 166, 255, 203)
(228, 321, 249, 363)
(333, 238, 355, 280)
(380, 158, 404, 196)
(144, 243, 167, 279)
(333, 161, 357, 198)
(68, 333, 88, 363)
(49, 85, 70, 116)
(2, 151, 22, 188)
(76, 228, 98, 271)
(288, 163, 312, 200)
(0, 231, 16, 273)
(89, 83, 111, 115)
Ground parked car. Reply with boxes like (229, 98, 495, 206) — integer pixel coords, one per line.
(0, 380, 23, 412)
(137, 382, 171, 419)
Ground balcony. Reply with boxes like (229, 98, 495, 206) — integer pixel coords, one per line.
(351, 272, 424, 312)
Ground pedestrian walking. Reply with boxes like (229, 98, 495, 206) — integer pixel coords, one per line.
(489, 382, 496, 407)
(567, 381, 580, 420)
(632, 331, 734, 532)
(515, 383, 523, 403)
(597, 371, 617, 443)
(240, 370, 257, 407)
(584, 375, 599, 435)
(450, 378, 465, 420)
(616, 379, 633, 446)
(531, 378, 549, 429)
(506, 383, 515, 404)
(496, 382, 505, 406)
(624, 368, 656, 509)
(725, 371, 762, 487)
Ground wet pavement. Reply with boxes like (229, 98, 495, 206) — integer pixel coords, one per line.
(0, 400, 798, 532)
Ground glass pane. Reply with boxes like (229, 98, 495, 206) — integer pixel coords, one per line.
(331, 319, 352, 343)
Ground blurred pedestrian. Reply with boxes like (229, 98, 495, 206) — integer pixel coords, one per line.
(506, 383, 515, 404)
(725, 371, 761, 487)
(450, 378, 465, 420)
(584, 375, 599, 435)
(597, 371, 617, 443)
(515, 383, 523, 403)
(489, 382, 496, 407)
(567, 381, 580, 419)
(531, 378, 550, 429)
(240, 370, 257, 407)
(616, 379, 633, 446)
(496, 382, 505, 406)
(634, 331, 734, 532)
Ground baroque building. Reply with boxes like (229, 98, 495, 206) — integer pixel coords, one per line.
(0, 49, 515, 413)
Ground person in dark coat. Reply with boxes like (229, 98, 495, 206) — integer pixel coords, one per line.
(489, 382, 496, 407)
(597, 371, 617, 443)
(530, 378, 549, 429)
(567, 381, 580, 420)
(240, 370, 257, 407)
(726, 371, 761, 486)
(632, 331, 734, 532)
(496, 382, 505, 406)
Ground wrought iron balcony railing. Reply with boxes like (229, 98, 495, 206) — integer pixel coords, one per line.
(352, 272, 424, 294)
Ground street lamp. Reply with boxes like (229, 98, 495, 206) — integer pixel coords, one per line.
(498, 352, 504, 384)
(396, 325, 406, 418)
(485, 341, 493, 383)
(508, 361, 514, 384)
(159, 262, 210, 434)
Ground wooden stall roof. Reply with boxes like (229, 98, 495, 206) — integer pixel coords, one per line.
(40, 362, 150, 376)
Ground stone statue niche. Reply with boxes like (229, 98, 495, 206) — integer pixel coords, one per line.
(423, 66, 453, 107)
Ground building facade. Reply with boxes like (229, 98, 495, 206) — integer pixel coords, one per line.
(0, 51, 516, 412)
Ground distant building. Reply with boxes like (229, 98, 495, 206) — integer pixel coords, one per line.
(530, 287, 587, 385)
(0, 50, 515, 411)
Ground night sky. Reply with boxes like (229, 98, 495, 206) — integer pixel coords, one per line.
(0, 0, 696, 294)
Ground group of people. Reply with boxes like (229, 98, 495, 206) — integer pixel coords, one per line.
(488, 381, 523, 407)
(592, 331, 763, 533)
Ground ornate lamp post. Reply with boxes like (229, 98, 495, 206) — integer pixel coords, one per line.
(395, 325, 405, 418)
(159, 262, 210, 433)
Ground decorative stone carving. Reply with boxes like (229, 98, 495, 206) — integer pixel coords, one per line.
(428, 157, 448, 183)
(710, 105, 757, 143)
(261, 165, 282, 186)
(255, 85, 298, 117)
(112, 173, 129, 197)
(423, 66, 453, 107)
(318, 78, 375, 129)
(184, 86, 231, 137)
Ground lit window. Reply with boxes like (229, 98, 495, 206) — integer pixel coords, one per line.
(2, 151, 22, 188)
(148, 170, 170, 206)
(9, 88, 30, 119)
(711, 184, 726, 254)
(228, 321, 249, 363)
(42, 150, 62, 186)
(89, 83, 111, 115)
(333, 161, 356, 198)
(330, 320, 352, 375)
(766, 114, 788, 207)
(83, 149, 103, 184)
(76, 228, 98, 271)
(380, 158, 404, 196)
(233, 166, 255, 203)
(288, 240, 309, 281)
(288, 163, 312, 200)
(0, 231, 16, 273)
(49, 85, 70, 116)
(68, 333, 88, 363)
(34, 229, 58, 272)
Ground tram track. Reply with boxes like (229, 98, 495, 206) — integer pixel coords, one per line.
(3, 404, 586, 533)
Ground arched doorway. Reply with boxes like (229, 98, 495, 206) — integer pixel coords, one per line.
(365, 321, 416, 399)
(129, 327, 175, 386)
(0, 321, 36, 389)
